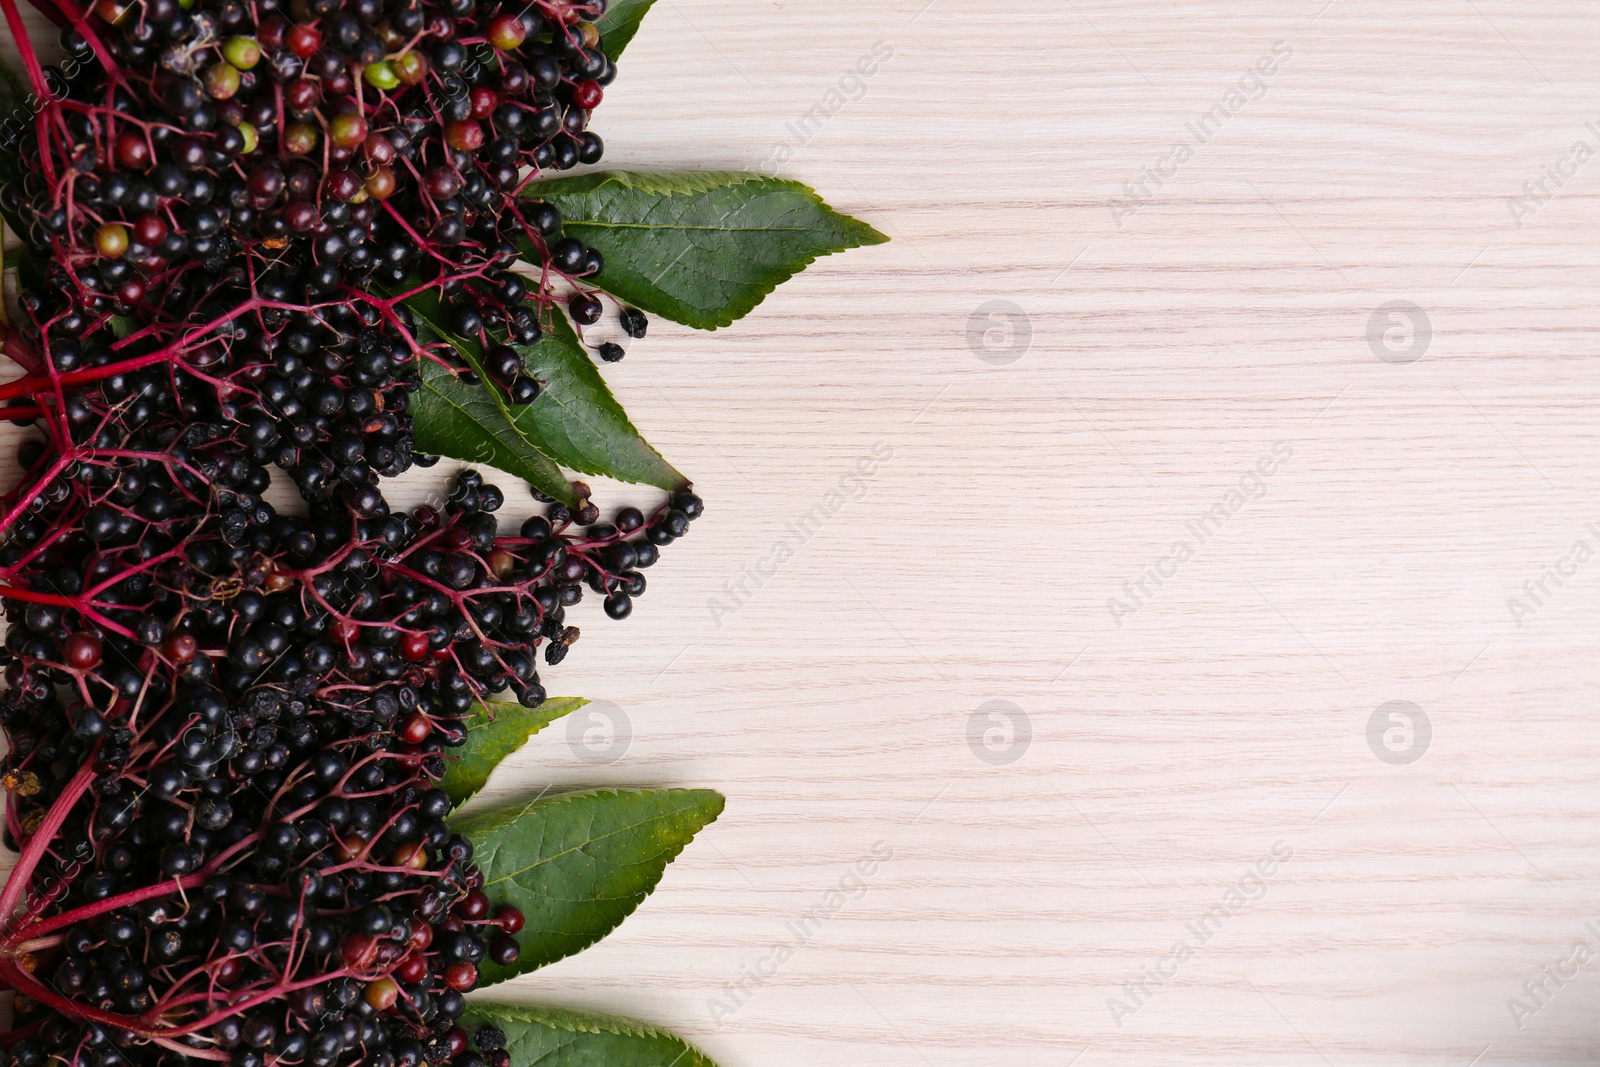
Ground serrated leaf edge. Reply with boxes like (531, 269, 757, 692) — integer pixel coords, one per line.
(460, 788, 724, 983)
(409, 295, 684, 488)
(412, 360, 576, 504)
(443, 697, 588, 810)
(465, 1002, 715, 1052)
(525, 169, 888, 331)
(460, 787, 725, 889)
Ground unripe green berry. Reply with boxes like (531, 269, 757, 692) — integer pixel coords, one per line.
(204, 61, 241, 99)
(363, 61, 399, 90)
(222, 36, 261, 70)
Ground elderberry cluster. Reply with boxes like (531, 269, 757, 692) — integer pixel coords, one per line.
(1, 0, 651, 399)
(0, 442, 699, 1063)
(0, 0, 699, 1060)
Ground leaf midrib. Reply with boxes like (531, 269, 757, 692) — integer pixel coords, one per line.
(563, 220, 853, 234)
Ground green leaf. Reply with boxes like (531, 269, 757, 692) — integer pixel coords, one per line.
(463, 1004, 720, 1067)
(593, 0, 658, 61)
(524, 170, 888, 330)
(406, 291, 686, 491)
(411, 352, 577, 505)
(441, 698, 587, 809)
(457, 787, 725, 985)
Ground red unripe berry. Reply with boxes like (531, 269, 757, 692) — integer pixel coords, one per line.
(214, 957, 244, 985)
(287, 23, 321, 57)
(364, 977, 399, 1011)
(114, 131, 150, 170)
(330, 112, 368, 148)
(487, 13, 526, 50)
(572, 79, 603, 110)
(365, 166, 397, 201)
(117, 278, 146, 306)
(375, 939, 403, 967)
(341, 933, 379, 970)
(440, 915, 466, 935)
(423, 165, 462, 200)
(283, 200, 318, 231)
(394, 951, 427, 984)
(325, 169, 363, 203)
(446, 1028, 470, 1057)
(286, 78, 321, 113)
(469, 87, 498, 119)
(64, 633, 102, 670)
(400, 633, 431, 664)
(445, 120, 484, 152)
(443, 962, 477, 992)
(393, 50, 429, 85)
(364, 132, 396, 166)
(248, 163, 284, 203)
(494, 906, 525, 934)
(94, 223, 129, 259)
(95, 0, 130, 23)
(162, 633, 198, 664)
(460, 889, 489, 921)
(256, 14, 288, 51)
(409, 924, 434, 951)
(334, 618, 360, 644)
(133, 214, 167, 248)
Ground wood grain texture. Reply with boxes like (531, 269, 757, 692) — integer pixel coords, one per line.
(5, 1, 1600, 1063)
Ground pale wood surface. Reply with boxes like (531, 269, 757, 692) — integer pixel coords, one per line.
(6, 1, 1600, 1064)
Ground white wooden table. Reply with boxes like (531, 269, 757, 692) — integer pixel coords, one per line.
(6, 1, 1600, 1063)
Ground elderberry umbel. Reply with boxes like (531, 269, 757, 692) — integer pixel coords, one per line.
(0, 0, 699, 1057)
(0, 0, 652, 407)
(0, 452, 701, 1065)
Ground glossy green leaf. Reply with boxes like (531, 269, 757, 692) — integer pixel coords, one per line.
(457, 787, 725, 985)
(523, 170, 888, 330)
(442, 698, 587, 809)
(410, 351, 577, 505)
(406, 291, 686, 491)
(593, 0, 657, 61)
(463, 1004, 719, 1067)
